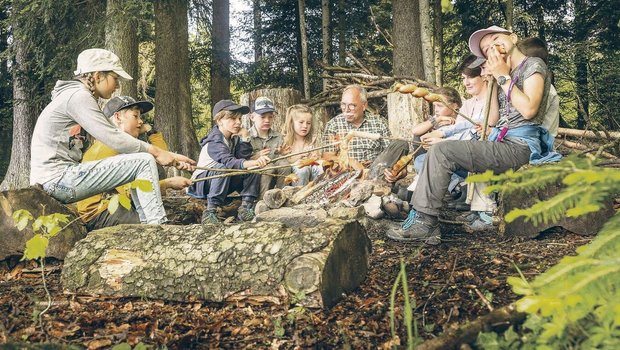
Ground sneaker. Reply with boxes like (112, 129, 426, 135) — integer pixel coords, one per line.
(201, 209, 220, 225)
(454, 211, 478, 224)
(387, 210, 441, 245)
(463, 212, 494, 232)
(237, 206, 255, 222)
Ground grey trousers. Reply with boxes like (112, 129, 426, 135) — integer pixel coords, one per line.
(411, 140, 531, 216)
(368, 140, 411, 180)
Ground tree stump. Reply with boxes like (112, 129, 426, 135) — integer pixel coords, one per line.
(386, 92, 425, 139)
(0, 186, 86, 261)
(61, 219, 371, 308)
(239, 88, 303, 133)
(498, 181, 615, 240)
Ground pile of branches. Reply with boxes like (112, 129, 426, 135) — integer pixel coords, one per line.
(306, 52, 437, 116)
(555, 128, 620, 161)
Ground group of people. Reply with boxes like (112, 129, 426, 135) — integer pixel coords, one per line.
(30, 25, 560, 245)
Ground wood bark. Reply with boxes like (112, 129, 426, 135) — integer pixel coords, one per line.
(210, 0, 232, 123)
(557, 127, 620, 140)
(298, 0, 311, 99)
(497, 180, 616, 240)
(416, 305, 526, 350)
(419, 0, 435, 84)
(0, 24, 37, 191)
(154, 0, 200, 159)
(387, 92, 425, 139)
(0, 187, 86, 261)
(0, 8, 10, 183)
(321, 0, 331, 92)
(392, 0, 424, 79)
(574, 0, 589, 129)
(253, 0, 262, 62)
(337, 0, 346, 66)
(505, 0, 514, 31)
(432, 0, 443, 85)
(61, 220, 372, 308)
(105, 0, 138, 97)
(239, 88, 303, 133)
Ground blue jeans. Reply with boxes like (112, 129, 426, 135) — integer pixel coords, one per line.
(187, 163, 260, 208)
(291, 165, 323, 186)
(42, 153, 167, 224)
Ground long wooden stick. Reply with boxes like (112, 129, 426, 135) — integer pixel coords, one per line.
(191, 164, 293, 183)
(266, 142, 341, 165)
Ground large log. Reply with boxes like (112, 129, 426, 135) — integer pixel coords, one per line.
(61, 219, 371, 308)
(239, 88, 303, 133)
(498, 181, 615, 240)
(386, 92, 425, 139)
(0, 186, 86, 261)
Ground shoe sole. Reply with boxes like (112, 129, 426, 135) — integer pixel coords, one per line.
(386, 228, 441, 245)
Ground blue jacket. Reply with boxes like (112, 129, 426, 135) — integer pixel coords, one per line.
(190, 126, 253, 180)
(489, 125, 562, 164)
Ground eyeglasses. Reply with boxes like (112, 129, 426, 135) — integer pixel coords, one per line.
(340, 103, 358, 111)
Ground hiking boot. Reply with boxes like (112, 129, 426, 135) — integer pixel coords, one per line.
(463, 212, 494, 232)
(237, 206, 255, 222)
(201, 209, 221, 225)
(386, 210, 441, 245)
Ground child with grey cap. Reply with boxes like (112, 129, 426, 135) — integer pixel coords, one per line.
(30, 48, 195, 225)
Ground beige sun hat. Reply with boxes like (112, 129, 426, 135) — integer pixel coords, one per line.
(73, 48, 132, 81)
(468, 25, 512, 58)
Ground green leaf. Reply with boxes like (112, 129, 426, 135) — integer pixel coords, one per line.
(118, 193, 132, 210)
(12, 209, 33, 231)
(111, 344, 132, 350)
(108, 195, 120, 215)
(23, 234, 49, 260)
(131, 179, 153, 192)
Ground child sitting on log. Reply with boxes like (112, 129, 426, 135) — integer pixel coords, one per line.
(281, 104, 323, 186)
(246, 97, 291, 197)
(187, 100, 270, 224)
(77, 96, 192, 231)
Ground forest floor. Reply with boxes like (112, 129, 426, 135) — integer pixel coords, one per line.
(0, 216, 590, 350)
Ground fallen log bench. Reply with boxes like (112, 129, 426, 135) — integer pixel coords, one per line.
(61, 219, 372, 308)
(497, 180, 615, 240)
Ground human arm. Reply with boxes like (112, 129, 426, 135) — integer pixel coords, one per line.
(383, 168, 407, 183)
(160, 176, 192, 191)
(485, 48, 545, 120)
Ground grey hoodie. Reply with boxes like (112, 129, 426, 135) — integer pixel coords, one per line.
(30, 80, 150, 185)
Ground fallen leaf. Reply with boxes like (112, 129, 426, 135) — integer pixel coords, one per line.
(87, 338, 112, 350)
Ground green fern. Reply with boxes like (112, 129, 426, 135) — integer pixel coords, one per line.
(472, 154, 620, 349)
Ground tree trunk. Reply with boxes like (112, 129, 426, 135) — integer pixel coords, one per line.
(0, 27, 37, 191)
(419, 0, 435, 84)
(387, 92, 425, 139)
(574, 0, 589, 129)
(154, 0, 200, 159)
(321, 0, 331, 92)
(239, 88, 303, 133)
(253, 0, 262, 62)
(105, 0, 138, 98)
(392, 0, 424, 78)
(0, 7, 11, 183)
(505, 0, 514, 31)
(61, 219, 371, 309)
(298, 0, 311, 99)
(210, 0, 232, 123)
(432, 0, 443, 85)
(337, 0, 345, 66)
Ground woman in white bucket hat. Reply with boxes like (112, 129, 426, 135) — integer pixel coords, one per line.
(30, 48, 195, 224)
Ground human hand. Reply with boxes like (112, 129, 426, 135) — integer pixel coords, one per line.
(486, 45, 511, 78)
(435, 116, 455, 128)
(247, 155, 271, 169)
(163, 176, 192, 190)
(383, 167, 407, 183)
(277, 143, 291, 155)
(251, 148, 271, 160)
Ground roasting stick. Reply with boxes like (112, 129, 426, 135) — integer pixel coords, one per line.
(264, 142, 341, 166)
(191, 163, 292, 183)
(468, 78, 496, 203)
(346, 130, 425, 145)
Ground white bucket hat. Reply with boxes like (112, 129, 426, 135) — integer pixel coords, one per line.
(73, 48, 132, 81)
(468, 25, 512, 58)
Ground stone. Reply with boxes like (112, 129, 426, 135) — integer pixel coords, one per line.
(328, 206, 365, 220)
(254, 200, 270, 216)
(345, 182, 374, 207)
(263, 188, 287, 209)
(363, 195, 384, 219)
